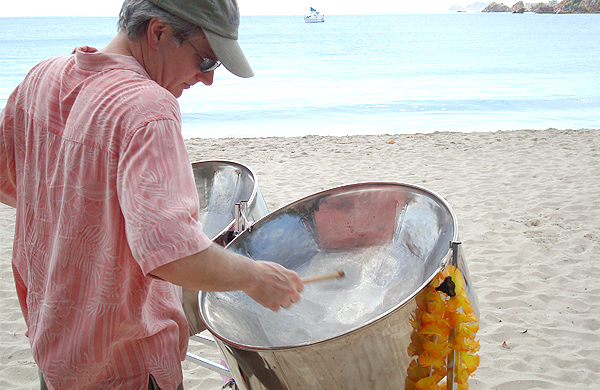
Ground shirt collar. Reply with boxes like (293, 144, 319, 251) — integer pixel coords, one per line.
(74, 46, 151, 79)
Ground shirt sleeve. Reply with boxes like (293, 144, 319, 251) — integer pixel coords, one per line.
(0, 92, 18, 208)
(117, 118, 212, 275)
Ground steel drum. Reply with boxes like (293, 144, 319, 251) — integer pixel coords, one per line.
(184, 160, 269, 336)
(191, 160, 268, 245)
(200, 182, 479, 390)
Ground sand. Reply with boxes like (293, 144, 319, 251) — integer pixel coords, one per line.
(1, 128, 599, 389)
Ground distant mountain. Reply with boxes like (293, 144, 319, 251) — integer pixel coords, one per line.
(481, 2, 512, 11)
(555, 0, 600, 13)
(480, 0, 600, 12)
(449, 2, 491, 11)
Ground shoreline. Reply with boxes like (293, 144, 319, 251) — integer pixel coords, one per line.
(1, 128, 599, 389)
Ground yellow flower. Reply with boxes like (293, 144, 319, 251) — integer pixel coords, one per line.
(406, 359, 429, 382)
(415, 373, 444, 390)
(445, 265, 465, 295)
(426, 294, 448, 317)
(408, 332, 426, 357)
(458, 352, 480, 375)
(406, 266, 479, 390)
(446, 294, 474, 315)
(452, 334, 481, 352)
(462, 321, 479, 334)
(420, 313, 451, 337)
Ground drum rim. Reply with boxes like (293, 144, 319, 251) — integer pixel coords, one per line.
(200, 181, 460, 351)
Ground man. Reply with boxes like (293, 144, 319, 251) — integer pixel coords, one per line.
(0, 0, 303, 389)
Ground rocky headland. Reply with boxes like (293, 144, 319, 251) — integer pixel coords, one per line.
(481, 0, 600, 13)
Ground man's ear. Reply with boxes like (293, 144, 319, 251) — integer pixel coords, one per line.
(146, 17, 170, 50)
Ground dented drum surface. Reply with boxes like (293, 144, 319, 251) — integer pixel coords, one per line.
(200, 182, 479, 390)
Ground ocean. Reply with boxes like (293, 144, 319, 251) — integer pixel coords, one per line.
(1, 13, 599, 138)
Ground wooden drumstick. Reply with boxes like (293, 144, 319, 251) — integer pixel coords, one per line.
(301, 270, 345, 284)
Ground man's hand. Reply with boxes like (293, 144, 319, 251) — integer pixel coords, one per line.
(243, 261, 303, 311)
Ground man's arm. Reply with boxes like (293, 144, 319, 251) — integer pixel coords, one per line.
(150, 243, 304, 311)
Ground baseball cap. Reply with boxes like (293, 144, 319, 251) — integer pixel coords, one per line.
(147, 0, 254, 78)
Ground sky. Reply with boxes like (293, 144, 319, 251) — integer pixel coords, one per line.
(1, 0, 475, 17)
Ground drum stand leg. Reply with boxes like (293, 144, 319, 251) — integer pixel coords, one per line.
(185, 333, 232, 378)
(445, 241, 461, 390)
(234, 201, 252, 234)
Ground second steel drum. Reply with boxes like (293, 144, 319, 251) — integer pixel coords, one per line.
(191, 160, 268, 244)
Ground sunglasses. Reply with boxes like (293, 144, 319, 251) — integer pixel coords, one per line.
(187, 40, 221, 73)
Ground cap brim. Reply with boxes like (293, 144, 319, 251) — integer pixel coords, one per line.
(204, 29, 254, 78)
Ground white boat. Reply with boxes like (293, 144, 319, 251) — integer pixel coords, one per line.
(304, 7, 324, 23)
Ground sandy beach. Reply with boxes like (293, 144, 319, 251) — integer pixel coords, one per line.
(1, 128, 599, 389)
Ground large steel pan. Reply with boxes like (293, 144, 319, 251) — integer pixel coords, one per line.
(200, 182, 479, 390)
(184, 160, 269, 336)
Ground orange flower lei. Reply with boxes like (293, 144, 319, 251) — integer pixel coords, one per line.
(405, 265, 480, 390)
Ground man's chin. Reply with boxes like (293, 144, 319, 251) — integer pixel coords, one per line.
(170, 89, 184, 99)
(174, 84, 192, 98)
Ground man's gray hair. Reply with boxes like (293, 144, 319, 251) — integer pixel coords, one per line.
(118, 0, 203, 44)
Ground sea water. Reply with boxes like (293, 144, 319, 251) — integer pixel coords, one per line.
(1, 13, 599, 138)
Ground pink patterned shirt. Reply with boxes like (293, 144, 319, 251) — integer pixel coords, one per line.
(0, 47, 212, 390)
